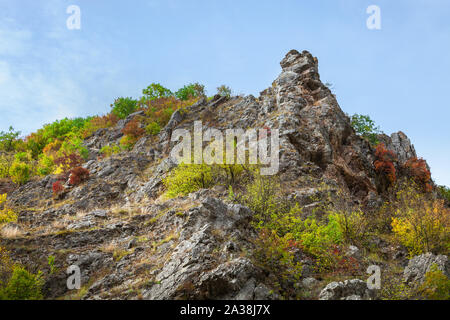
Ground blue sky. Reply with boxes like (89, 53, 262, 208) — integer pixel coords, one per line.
(0, 0, 449, 186)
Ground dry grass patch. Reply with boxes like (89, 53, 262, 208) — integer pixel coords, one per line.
(0, 224, 23, 239)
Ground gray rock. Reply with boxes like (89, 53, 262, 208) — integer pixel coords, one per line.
(127, 238, 137, 249)
(342, 295, 362, 300)
(67, 219, 94, 230)
(301, 277, 318, 290)
(389, 131, 417, 164)
(319, 279, 375, 300)
(142, 198, 260, 300)
(87, 210, 108, 219)
(254, 283, 272, 300)
(345, 245, 361, 259)
(403, 253, 449, 285)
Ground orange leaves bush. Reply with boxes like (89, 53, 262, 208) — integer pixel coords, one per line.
(68, 167, 89, 186)
(81, 113, 119, 138)
(403, 157, 432, 192)
(121, 119, 145, 139)
(120, 119, 145, 150)
(374, 143, 397, 184)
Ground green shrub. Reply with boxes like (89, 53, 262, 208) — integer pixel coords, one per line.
(438, 185, 450, 205)
(141, 96, 195, 129)
(59, 134, 89, 160)
(351, 114, 381, 146)
(333, 209, 368, 245)
(37, 154, 55, 176)
(0, 127, 21, 152)
(100, 144, 121, 157)
(297, 214, 343, 256)
(219, 162, 244, 186)
(0, 194, 17, 225)
(14, 152, 31, 163)
(40, 117, 89, 142)
(253, 229, 303, 289)
(391, 186, 449, 256)
(145, 122, 161, 136)
(23, 117, 90, 160)
(119, 135, 138, 151)
(0, 247, 13, 287)
(9, 161, 31, 185)
(164, 162, 213, 198)
(217, 85, 232, 98)
(0, 154, 14, 179)
(239, 170, 283, 226)
(175, 83, 205, 101)
(0, 266, 43, 300)
(419, 263, 450, 300)
(142, 83, 173, 102)
(25, 132, 47, 159)
(48, 256, 57, 275)
(380, 271, 415, 300)
(111, 97, 138, 119)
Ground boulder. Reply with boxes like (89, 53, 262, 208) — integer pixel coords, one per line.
(319, 279, 376, 300)
(403, 253, 449, 285)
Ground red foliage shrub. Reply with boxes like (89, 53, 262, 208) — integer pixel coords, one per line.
(328, 245, 361, 276)
(374, 143, 397, 184)
(54, 152, 83, 171)
(121, 119, 145, 139)
(403, 157, 432, 192)
(68, 167, 90, 186)
(52, 181, 65, 195)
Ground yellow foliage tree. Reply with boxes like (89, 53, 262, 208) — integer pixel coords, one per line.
(391, 190, 449, 256)
(0, 194, 17, 225)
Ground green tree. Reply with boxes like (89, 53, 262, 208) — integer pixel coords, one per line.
(351, 114, 382, 146)
(142, 83, 173, 101)
(111, 97, 138, 119)
(175, 83, 205, 101)
(145, 122, 161, 135)
(164, 162, 213, 198)
(9, 161, 31, 185)
(0, 126, 21, 152)
(0, 266, 43, 300)
(41, 117, 89, 142)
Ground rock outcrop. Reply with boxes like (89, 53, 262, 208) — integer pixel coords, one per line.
(403, 253, 449, 285)
(319, 279, 376, 300)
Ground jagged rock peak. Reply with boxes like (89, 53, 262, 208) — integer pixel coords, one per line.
(280, 50, 319, 77)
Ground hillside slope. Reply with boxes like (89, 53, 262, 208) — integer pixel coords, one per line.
(0, 50, 448, 300)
